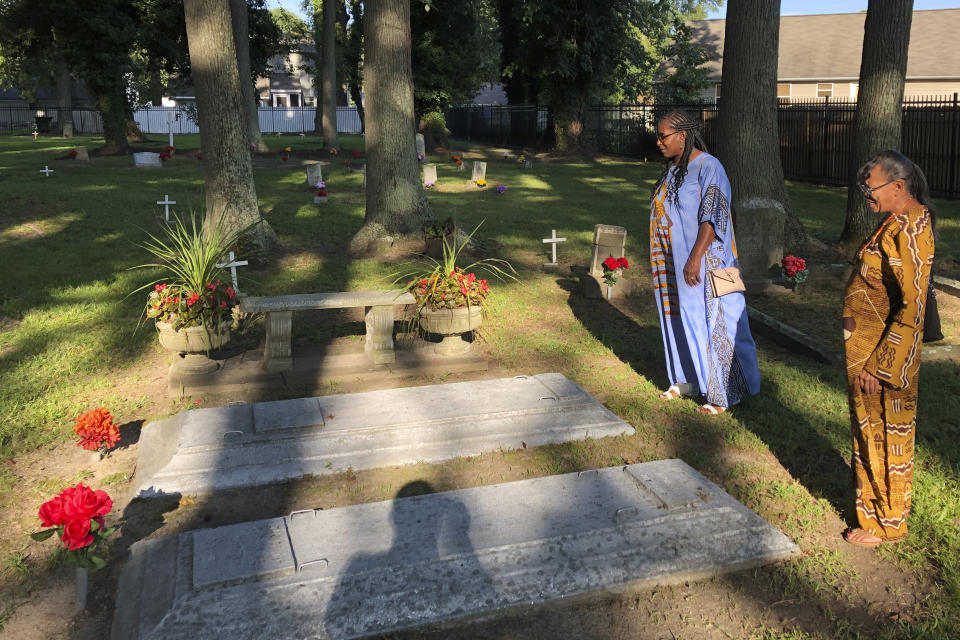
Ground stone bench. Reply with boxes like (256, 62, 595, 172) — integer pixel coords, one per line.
(240, 290, 415, 371)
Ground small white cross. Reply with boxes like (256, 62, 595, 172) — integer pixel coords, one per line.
(156, 194, 176, 223)
(542, 229, 567, 266)
(216, 251, 248, 295)
(32, 131, 38, 140)
(40, 166, 53, 177)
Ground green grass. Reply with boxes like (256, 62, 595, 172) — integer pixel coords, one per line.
(0, 133, 959, 637)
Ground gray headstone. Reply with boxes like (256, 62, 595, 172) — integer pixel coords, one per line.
(62, 122, 73, 137)
(415, 133, 426, 159)
(589, 224, 627, 279)
(736, 199, 786, 280)
(74, 146, 89, 162)
(471, 161, 487, 182)
(134, 152, 162, 168)
(112, 459, 798, 640)
(422, 164, 437, 187)
(131, 374, 634, 497)
(306, 164, 323, 186)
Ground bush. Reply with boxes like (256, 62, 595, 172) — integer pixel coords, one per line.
(419, 111, 449, 150)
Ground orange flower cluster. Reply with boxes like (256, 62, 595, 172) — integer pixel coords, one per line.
(74, 408, 120, 452)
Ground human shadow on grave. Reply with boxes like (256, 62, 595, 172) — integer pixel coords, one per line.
(323, 481, 498, 639)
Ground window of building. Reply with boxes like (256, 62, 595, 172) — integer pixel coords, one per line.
(304, 97, 316, 107)
(849, 83, 859, 100)
(817, 83, 833, 98)
(714, 83, 721, 102)
(273, 94, 289, 107)
(290, 93, 301, 107)
(777, 83, 792, 103)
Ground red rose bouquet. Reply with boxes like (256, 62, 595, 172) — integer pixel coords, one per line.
(601, 255, 629, 287)
(781, 254, 808, 285)
(31, 484, 115, 571)
(74, 407, 120, 452)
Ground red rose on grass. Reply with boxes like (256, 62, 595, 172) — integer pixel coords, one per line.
(60, 483, 112, 522)
(38, 495, 66, 527)
(61, 518, 93, 551)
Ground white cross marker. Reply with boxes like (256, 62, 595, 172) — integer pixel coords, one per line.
(40, 166, 54, 177)
(542, 229, 567, 266)
(216, 251, 248, 295)
(33, 131, 38, 140)
(167, 111, 175, 149)
(156, 194, 176, 223)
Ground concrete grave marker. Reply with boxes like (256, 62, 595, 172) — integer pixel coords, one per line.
(156, 195, 176, 224)
(542, 229, 567, 267)
(131, 373, 634, 496)
(74, 146, 89, 162)
(134, 152, 162, 168)
(422, 164, 437, 187)
(589, 224, 627, 279)
(113, 459, 797, 640)
(39, 166, 54, 177)
(215, 251, 247, 295)
(415, 133, 425, 159)
(471, 161, 487, 183)
(306, 164, 323, 186)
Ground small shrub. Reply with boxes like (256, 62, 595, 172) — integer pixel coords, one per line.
(419, 111, 449, 150)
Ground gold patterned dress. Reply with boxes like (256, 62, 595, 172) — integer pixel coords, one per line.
(843, 205, 935, 541)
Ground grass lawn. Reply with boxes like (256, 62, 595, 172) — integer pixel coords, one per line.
(0, 133, 959, 639)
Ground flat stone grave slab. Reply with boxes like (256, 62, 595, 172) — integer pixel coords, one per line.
(111, 459, 798, 640)
(132, 373, 633, 497)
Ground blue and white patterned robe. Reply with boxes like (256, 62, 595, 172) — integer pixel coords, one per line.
(649, 153, 761, 407)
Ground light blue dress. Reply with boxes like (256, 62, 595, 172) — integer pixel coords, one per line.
(650, 153, 761, 407)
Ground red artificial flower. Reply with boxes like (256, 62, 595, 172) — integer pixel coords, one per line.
(220, 301, 227, 308)
(197, 153, 203, 160)
(159, 152, 170, 160)
(602, 256, 621, 271)
(73, 408, 120, 451)
(226, 286, 236, 299)
(38, 495, 67, 528)
(61, 518, 93, 551)
(352, 150, 360, 157)
(186, 292, 200, 307)
(154, 283, 168, 292)
(68, 150, 77, 157)
(281, 155, 289, 161)
(165, 145, 175, 152)
(467, 272, 476, 283)
(206, 282, 216, 290)
(317, 189, 327, 197)
(344, 160, 350, 166)
(455, 159, 463, 166)
(59, 483, 113, 522)
(618, 257, 629, 269)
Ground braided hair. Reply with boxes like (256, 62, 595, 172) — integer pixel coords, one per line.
(857, 150, 937, 234)
(652, 110, 709, 207)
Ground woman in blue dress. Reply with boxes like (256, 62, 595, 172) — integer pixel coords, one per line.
(649, 110, 761, 414)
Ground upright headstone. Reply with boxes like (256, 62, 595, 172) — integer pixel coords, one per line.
(415, 133, 426, 160)
(422, 164, 437, 187)
(736, 199, 786, 280)
(306, 164, 323, 186)
(62, 122, 73, 138)
(134, 153, 163, 168)
(73, 146, 89, 162)
(584, 224, 628, 299)
(471, 161, 487, 183)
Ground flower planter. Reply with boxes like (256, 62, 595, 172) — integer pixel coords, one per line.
(419, 305, 483, 356)
(156, 320, 230, 375)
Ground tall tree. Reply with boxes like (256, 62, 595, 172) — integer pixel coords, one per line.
(840, 0, 914, 246)
(231, 0, 271, 152)
(344, 0, 365, 132)
(321, 0, 340, 149)
(184, 0, 271, 249)
(54, 61, 74, 135)
(350, 0, 432, 253)
(715, 0, 805, 275)
(655, 20, 712, 104)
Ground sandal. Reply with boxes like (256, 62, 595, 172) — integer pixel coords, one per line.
(697, 404, 727, 415)
(658, 385, 683, 401)
(843, 528, 882, 548)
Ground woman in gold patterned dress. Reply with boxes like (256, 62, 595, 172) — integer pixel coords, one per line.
(843, 151, 935, 547)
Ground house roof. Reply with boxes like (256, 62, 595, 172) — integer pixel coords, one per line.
(690, 8, 960, 82)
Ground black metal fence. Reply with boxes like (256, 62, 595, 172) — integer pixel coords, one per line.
(446, 95, 960, 198)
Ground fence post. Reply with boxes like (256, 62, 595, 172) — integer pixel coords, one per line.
(952, 93, 959, 198)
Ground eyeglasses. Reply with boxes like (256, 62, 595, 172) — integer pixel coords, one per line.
(656, 130, 681, 142)
(858, 179, 896, 198)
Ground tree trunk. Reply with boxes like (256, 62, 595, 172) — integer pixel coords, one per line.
(230, 0, 270, 152)
(91, 79, 130, 151)
(322, 0, 340, 149)
(350, 84, 365, 133)
(840, 0, 913, 246)
(184, 0, 272, 251)
(715, 0, 806, 276)
(55, 62, 74, 136)
(351, 0, 431, 254)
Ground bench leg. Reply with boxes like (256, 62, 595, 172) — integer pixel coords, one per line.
(364, 305, 396, 364)
(264, 311, 293, 372)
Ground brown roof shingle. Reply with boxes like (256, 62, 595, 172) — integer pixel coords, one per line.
(691, 9, 960, 81)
